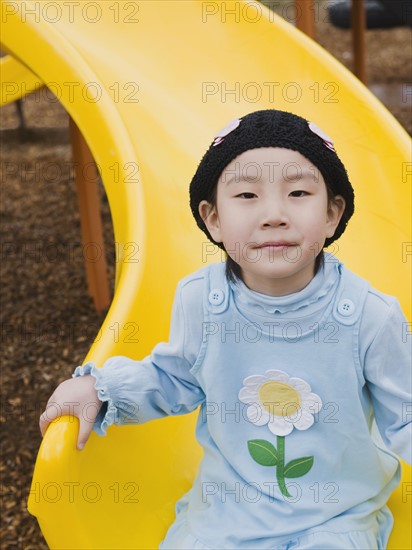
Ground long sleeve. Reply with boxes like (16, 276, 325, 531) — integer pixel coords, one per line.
(362, 293, 412, 464)
(73, 277, 206, 435)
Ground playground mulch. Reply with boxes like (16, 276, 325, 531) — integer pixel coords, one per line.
(1, 7, 411, 549)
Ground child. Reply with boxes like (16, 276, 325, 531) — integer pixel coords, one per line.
(40, 110, 411, 549)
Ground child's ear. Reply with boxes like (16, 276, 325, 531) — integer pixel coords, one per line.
(326, 195, 346, 238)
(198, 200, 222, 243)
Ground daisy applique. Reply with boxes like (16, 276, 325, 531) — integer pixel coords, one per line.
(239, 369, 322, 498)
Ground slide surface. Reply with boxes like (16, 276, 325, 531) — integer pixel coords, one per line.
(0, 54, 43, 105)
(1, 1, 410, 548)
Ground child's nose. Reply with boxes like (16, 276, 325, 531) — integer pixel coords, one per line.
(260, 199, 288, 228)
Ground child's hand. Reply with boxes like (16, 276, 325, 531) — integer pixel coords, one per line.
(39, 375, 102, 450)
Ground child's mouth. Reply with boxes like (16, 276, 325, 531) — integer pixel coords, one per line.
(256, 242, 297, 249)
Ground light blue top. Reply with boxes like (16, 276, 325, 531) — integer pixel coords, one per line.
(74, 252, 411, 548)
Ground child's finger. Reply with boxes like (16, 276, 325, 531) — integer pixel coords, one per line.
(39, 400, 63, 437)
(76, 418, 94, 451)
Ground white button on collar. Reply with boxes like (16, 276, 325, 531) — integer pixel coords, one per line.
(337, 298, 355, 317)
(209, 288, 225, 306)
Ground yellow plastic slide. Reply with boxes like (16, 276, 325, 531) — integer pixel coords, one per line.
(1, 1, 410, 548)
(0, 53, 43, 104)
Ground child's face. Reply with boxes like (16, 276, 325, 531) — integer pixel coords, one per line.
(199, 147, 345, 296)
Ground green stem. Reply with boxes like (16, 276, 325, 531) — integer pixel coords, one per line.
(276, 435, 292, 498)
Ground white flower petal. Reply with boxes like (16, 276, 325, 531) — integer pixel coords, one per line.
(288, 377, 311, 392)
(243, 375, 266, 387)
(267, 416, 293, 436)
(301, 403, 320, 416)
(283, 404, 303, 420)
(293, 410, 315, 431)
(309, 392, 322, 405)
(246, 404, 270, 426)
(265, 370, 289, 382)
(238, 387, 258, 404)
(301, 392, 323, 413)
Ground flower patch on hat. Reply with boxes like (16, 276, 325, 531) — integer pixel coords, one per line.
(308, 121, 335, 152)
(212, 117, 241, 146)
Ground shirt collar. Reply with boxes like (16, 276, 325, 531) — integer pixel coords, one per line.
(229, 252, 342, 315)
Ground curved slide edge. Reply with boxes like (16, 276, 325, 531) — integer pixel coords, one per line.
(0, 53, 43, 105)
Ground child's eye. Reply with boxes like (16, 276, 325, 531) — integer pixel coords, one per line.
(290, 190, 309, 197)
(236, 192, 257, 199)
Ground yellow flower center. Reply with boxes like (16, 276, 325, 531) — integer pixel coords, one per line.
(258, 381, 301, 417)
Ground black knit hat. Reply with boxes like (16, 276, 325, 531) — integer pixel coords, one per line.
(189, 109, 354, 249)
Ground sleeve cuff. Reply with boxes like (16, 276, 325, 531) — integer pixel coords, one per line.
(72, 362, 116, 436)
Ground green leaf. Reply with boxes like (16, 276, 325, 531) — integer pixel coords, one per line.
(247, 439, 278, 467)
(284, 456, 314, 478)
